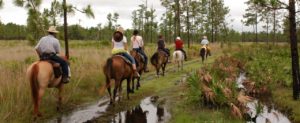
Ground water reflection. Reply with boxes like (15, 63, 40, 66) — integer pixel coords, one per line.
(110, 97, 170, 123)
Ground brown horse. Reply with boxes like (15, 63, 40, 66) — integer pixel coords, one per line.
(130, 50, 145, 92)
(200, 46, 211, 62)
(103, 55, 134, 104)
(151, 50, 168, 77)
(26, 61, 65, 117)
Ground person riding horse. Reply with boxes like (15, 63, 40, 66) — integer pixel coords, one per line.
(130, 30, 149, 72)
(201, 36, 211, 56)
(111, 27, 139, 77)
(157, 35, 170, 59)
(174, 36, 187, 61)
(35, 26, 70, 83)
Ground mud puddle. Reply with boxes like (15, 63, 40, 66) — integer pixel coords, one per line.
(48, 96, 170, 123)
(105, 96, 170, 123)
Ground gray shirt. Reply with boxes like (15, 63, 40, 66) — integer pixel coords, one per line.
(35, 35, 60, 54)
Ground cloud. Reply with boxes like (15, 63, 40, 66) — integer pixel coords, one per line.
(0, 0, 259, 32)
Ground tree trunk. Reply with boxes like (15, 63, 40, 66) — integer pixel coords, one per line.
(289, 0, 300, 100)
(186, 0, 190, 48)
(255, 10, 258, 43)
(273, 9, 276, 45)
(63, 0, 69, 59)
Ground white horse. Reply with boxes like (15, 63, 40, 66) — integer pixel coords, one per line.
(172, 50, 184, 71)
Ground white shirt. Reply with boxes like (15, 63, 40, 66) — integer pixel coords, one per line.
(131, 35, 144, 49)
(201, 39, 209, 45)
(112, 36, 127, 49)
(35, 35, 60, 54)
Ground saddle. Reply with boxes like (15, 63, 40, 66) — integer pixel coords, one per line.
(158, 50, 168, 57)
(137, 52, 145, 63)
(113, 54, 132, 65)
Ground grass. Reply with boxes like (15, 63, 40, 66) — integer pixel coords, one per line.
(0, 40, 202, 122)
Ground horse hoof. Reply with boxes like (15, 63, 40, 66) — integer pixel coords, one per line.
(37, 112, 43, 117)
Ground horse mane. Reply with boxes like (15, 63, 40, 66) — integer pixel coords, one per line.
(30, 63, 40, 108)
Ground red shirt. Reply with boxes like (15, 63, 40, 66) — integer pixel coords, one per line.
(175, 39, 183, 49)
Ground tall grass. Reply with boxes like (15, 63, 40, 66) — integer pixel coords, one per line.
(0, 41, 108, 122)
(0, 40, 202, 122)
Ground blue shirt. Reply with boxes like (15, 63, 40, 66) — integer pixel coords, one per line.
(35, 35, 60, 54)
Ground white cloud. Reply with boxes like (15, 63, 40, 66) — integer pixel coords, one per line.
(0, 0, 262, 32)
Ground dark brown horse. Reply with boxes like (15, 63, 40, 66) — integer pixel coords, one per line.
(151, 50, 168, 77)
(130, 50, 145, 92)
(200, 46, 210, 62)
(103, 55, 134, 104)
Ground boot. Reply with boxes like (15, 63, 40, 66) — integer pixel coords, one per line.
(62, 75, 70, 84)
(132, 64, 140, 78)
(144, 66, 149, 72)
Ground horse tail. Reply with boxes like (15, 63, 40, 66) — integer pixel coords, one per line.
(30, 63, 39, 107)
(106, 58, 114, 78)
(151, 52, 158, 66)
(200, 48, 206, 60)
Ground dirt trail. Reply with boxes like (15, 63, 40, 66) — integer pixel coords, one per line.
(47, 57, 214, 123)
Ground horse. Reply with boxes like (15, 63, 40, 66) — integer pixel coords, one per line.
(172, 50, 184, 71)
(26, 60, 66, 117)
(151, 50, 168, 77)
(130, 50, 145, 92)
(200, 45, 210, 62)
(103, 55, 134, 104)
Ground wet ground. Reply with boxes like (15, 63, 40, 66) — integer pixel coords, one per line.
(237, 73, 291, 123)
(48, 96, 170, 123)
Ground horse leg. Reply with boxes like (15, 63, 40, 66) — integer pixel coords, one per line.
(136, 77, 141, 90)
(127, 78, 131, 99)
(105, 77, 113, 104)
(56, 84, 64, 112)
(131, 78, 135, 93)
(156, 65, 160, 77)
(35, 88, 45, 117)
(113, 79, 120, 104)
(118, 80, 123, 102)
(162, 63, 166, 76)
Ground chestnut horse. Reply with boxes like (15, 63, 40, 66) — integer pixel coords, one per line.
(130, 50, 145, 92)
(26, 61, 65, 117)
(103, 55, 133, 104)
(151, 50, 168, 77)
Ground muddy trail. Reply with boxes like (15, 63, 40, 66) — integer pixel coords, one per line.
(48, 59, 202, 123)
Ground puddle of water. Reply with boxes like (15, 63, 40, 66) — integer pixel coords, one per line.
(48, 98, 110, 123)
(108, 97, 171, 123)
(48, 97, 170, 123)
(236, 73, 291, 123)
(246, 100, 291, 123)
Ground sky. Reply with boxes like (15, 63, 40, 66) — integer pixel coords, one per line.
(0, 0, 255, 32)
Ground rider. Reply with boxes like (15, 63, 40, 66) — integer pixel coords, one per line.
(201, 36, 211, 56)
(157, 35, 170, 60)
(174, 36, 187, 61)
(130, 29, 149, 72)
(111, 27, 140, 77)
(35, 26, 70, 83)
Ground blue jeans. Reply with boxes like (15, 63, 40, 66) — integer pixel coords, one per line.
(49, 55, 69, 77)
(133, 48, 148, 65)
(120, 53, 136, 64)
